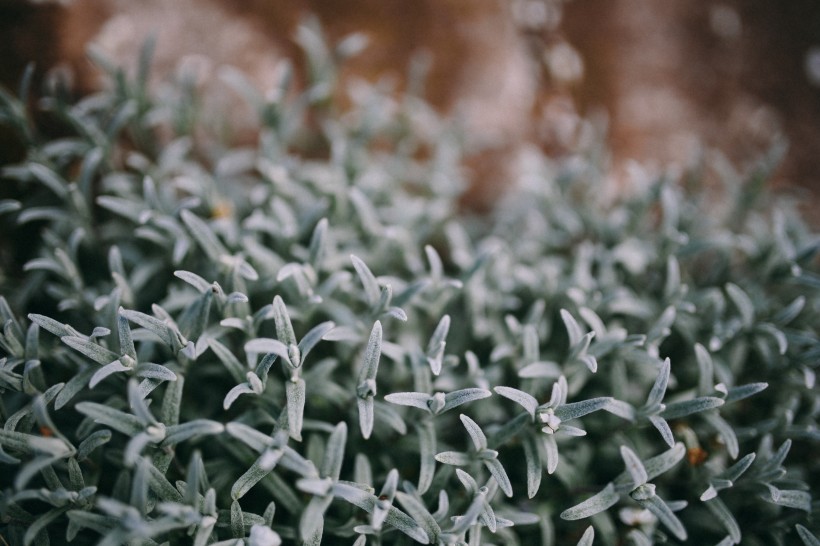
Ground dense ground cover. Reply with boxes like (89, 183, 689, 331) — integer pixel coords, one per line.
(0, 31, 818, 546)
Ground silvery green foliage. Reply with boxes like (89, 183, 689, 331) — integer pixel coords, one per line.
(0, 22, 818, 546)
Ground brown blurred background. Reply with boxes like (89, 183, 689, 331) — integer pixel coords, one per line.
(2, 0, 819, 214)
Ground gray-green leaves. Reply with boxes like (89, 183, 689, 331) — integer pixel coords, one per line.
(357, 320, 382, 439)
(435, 414, 513, 497)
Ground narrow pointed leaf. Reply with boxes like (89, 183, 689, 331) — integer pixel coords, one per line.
(286, 378, 306, 441)
(61, 337, 119, 365)
(554, 397, 613, 421)
(620, 445, 648, 487)
(460, 414, 487, 451)
(351, 254, 380, 305)
(649, 415, 675, 448)
(636, 495, 687, 541)
(660, 397, 724, 419)
(647, 358, 670, 407)
(560, 483, 619, 520)
(494, 386, 538, 418)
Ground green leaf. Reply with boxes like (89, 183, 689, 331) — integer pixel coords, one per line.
(443, 388, 492, 413)
(660, 397, 724, 420)
(75, 402, 143, 437)
(725, 282, 754, 328)
(705, 496, 740, 544)
(297, 321, 335, 362)
(321, 422, 347, 481)
(576, 526, 594, 546)
(554, 397, 613, 421)
(180, 209, 228, 261)
(796, 524, 820, 546)
(61, 336, 119, 365)
(620, 445, 648, 488)
(636, 494, 687, 541)
(359, 320, 382, 383)
(494, 386, 537, 418)
(460, 414, 488, 451)
(351, 254, 380, 305)
(161, 420, 224, 447)
(286, 378, 306, 441)
(484, 457, 513, 497)
(560, 309, 584, 348)
(724, 382, 768, 403)
(647, 358, 670, 407)
(560, 483, 619, 520)
(232, 451, 283, 500)
(523, 434, 542, 498)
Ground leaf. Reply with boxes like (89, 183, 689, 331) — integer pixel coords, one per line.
(796, 524, 820, 546)
(135, 363, 177, 382)
(460, 414, 487, 451)
(174, 270, 212, 293)
(300, 495, 332, 543)
(395, 491, 440, 543)
(297, 321, 336, 362)
(89, 360, 130, 388)
(226, 422, 274, 453)
(351, 254, 381, 305)
(519, 360, 564, 381)
(649, 415, 675, 448)
(272, 296, 297, 346)
(704, 413, 738, 459)
(523, 434, 542, 498)
(322, 422, 347, 481)
(620, 446, 648, 488)
(24, 506, 69, 546)
(721, 453, 756, 482)
(443, 388, 492, 413)
(359, 321, 382, 383)
(560, 309, 584, 347)
(724, 382, 768, 403)
(484, 457, 513, 497)
(232, 452, 283, 500)
(576, 526, 594, 546)
(560, 483, 619, 520)
(554, 397, 613, 421)
(635, 495, 687, 541)
(121, 309, 176, 348)
(75, 402, 143, 437)
(543, 433, 559, 474)
(615, 443, 685, 490)
(647, 358, 670, 407)
(417, 420, 436, 494)
(208, 338, 247, 384)
(245, 338, 291, 365)
(77, 430, 112, 461)
(435, 451, 471, 466)
(494, 386, 538, 418)
(286, 378, 306, 441)
(161, 420, 224, 447)
(61, 336, 119, 365)
(223, 382, 255, 410)
(357, 396, 374, 440)
(384, 392, 432, 411)
(660, 397, 724, 420)
(705, 496, 741, 543)
(180, 208, 228, 261)
(725, 282, 754, 327)
(695, 343, 714, 395)
(765, 485, 811, 512)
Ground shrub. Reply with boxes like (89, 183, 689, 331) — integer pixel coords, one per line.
(0, 28, 818, 546)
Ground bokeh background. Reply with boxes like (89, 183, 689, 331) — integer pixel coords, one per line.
(2, 0, 819, 215)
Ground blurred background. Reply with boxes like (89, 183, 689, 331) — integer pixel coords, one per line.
(2, 0, 819, 215)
